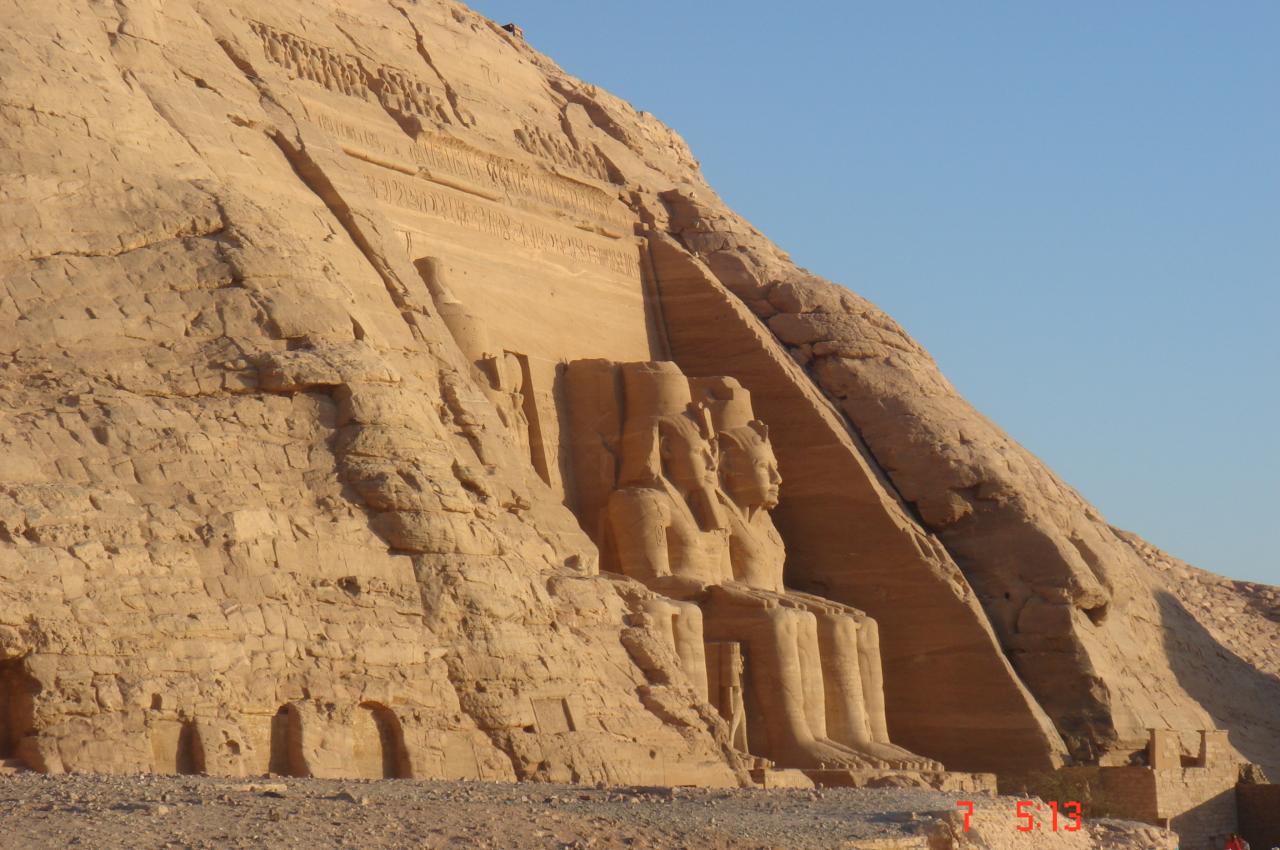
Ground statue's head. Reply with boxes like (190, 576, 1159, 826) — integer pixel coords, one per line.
(691, 376, 782, 513)
(657, 413, 719, 495)
(617, 362, 725, 530)
(718, 421, 781, 511)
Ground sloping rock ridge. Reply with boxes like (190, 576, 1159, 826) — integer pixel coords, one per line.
(0, 0, 1272, 784)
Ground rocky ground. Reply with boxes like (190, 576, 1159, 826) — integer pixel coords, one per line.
(0, 774, 1175, 850)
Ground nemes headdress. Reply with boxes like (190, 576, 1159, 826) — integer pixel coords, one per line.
(618, 361, 714, 486)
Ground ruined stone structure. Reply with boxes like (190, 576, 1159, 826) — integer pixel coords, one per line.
(1026, 730, 1247, 850)
(0, 0, 1275, 835)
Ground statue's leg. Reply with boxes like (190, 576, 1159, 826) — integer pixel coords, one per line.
(856, 616, 890, 744)
(814, 611, 874, 748)
(794, 607, 830, 741)
(641, 598, 679, 652)
(851, 615, 944, 770)
(704, 597, 880, 770)
(670, 600, 709, 702)
(815, 609, 943, 771)
(641, 598, 708, 701)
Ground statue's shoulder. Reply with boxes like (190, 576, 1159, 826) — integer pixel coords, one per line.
(608, 484, 672, 516)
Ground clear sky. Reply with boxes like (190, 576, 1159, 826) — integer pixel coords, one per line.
(467, 1, 1279, 585)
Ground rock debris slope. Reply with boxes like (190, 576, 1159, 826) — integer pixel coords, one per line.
(0, 0, 1272, 783)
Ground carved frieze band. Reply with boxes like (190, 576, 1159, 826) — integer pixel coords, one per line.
(307, 107, 630, 236)
(249, 20, 451, 125)
(364, 171, 640, 277)
(251, 20, 615, 185)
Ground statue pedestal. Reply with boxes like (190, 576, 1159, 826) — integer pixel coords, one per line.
(749, 767, 816, 789)
(792, 769, 998, 794)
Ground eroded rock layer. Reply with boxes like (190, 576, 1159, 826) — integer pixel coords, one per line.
(0, 0, 1269, 782)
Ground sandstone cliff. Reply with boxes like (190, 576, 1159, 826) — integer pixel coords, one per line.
(1117, 530, 1280, 778)
(0, 0, 1271, 783)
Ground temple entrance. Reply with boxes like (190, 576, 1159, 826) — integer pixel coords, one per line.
(150, 718, 204, 775)
(175, 721, 202, 775)
(351, 702, 410, 779)
(0, 658, 37, 766)
(268, 705, 308, 777)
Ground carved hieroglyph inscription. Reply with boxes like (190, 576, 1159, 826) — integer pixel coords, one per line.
(249, 20, 455, 126)
(306, 104, 631, 236)
(365, 169, 640, 277)
(514, 121, 613, 184)
(250, 21, 608, 183)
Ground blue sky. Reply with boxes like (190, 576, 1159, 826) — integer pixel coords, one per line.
(467, 1, 1279, 585)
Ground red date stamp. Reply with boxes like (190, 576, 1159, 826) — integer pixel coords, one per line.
(956, 800, 1083, 833)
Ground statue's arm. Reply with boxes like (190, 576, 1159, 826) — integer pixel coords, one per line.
(608, 490, 707, 600)
(608, 489, 672, 581)
(711, 582, 778, 609)
(786, 588, 868, 619)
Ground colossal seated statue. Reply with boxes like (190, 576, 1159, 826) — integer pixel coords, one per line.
(694, 376, 938, 771)
(574, 360, 938, 772)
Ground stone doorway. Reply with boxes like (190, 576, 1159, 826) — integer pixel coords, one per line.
(174, 722, 202, 775)
(351, 703, 410, 779)
(0, 658, 37, 767)
(268, 705, 308, 777)
(150, 717, 205, 775)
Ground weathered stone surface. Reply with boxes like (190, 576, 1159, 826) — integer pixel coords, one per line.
(1118, 532, 1280, 780)
(0, 0, 1271, 794)
(563, 359, 939, 773)
(645, 185, 1276, 775)
(0, 0, 739, 785)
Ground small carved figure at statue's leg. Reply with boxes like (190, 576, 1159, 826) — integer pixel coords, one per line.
(705, 596, 884, 770)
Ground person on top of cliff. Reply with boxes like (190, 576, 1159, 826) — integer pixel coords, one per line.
(1223, 832, 1250, 850)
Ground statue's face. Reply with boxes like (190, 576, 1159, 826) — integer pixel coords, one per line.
(659, 418, 718, 492)
(721, 426, 781, 510)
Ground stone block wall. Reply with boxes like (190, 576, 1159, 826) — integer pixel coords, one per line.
(1158, 774, 1237, 850)
(1238, 784, 1280, 850)
(1012, 731, 1243, 850)
(1152, 730, 1240, 850)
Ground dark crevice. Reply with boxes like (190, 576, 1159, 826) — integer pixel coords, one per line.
(389, 3, 473, 128)
(265, 130, 423, 344)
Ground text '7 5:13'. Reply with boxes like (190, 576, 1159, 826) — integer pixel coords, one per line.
(955, 800, 1084, 832)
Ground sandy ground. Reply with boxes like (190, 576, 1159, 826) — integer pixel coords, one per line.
(0, 773, 1179, 850)
(0, 773, 989, 850)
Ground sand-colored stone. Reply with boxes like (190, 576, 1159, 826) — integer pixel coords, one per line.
(0, 0, 738, 786)
(1117, 532, 1280, 779)
(0, 772, 1179, 850)
(0, 0, 1272, 801)
(563, 359, 937, 772)
(642, 183, 1277, 776)
(640, 231, 1064, 773)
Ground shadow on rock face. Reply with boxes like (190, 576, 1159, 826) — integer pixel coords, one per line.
(1157, 589, 1280, 778)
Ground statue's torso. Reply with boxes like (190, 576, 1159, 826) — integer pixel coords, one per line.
(609, 485, 730, 588)
(725, 503, 787, 594)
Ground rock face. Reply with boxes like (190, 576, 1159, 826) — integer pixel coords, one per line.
(0, 0, 1271, 784)
(1117, 532, 1280, 779)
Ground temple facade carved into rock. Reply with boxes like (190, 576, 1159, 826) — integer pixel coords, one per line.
(1, 3, 1275, 833)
